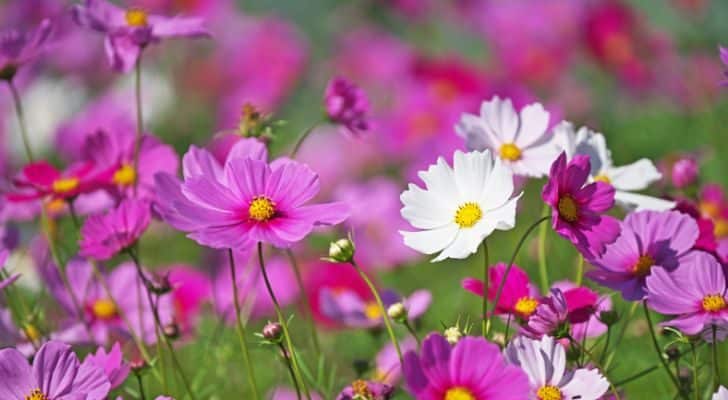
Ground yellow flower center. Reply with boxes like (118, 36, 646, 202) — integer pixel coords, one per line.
(248, 196, 276, 222)
(514, 296, 539, 318)
(444, 387, 475, 400)
(700, 201, 720, 219)
(45, 198, 66, 214)
(364, 302, 382, 320)
(499, 143, 522, 161)
(352, 380, 371, 398)
(557, 195, 578, 223)
(92, 299, 118, 320)
(24, 324, 41, 342)
(454, 202, 482, 228)
(113, 164, 137, 186)
(25, 388, 49, 400)
(536, 385, 563, 400)
(593, 174, 611, 184)
(52, 177, 79, 194)
(125, 9, 149, 27)
(632, 254, 655, 277)
(714, 219, 728, 239)
(702, 294, 727, 312)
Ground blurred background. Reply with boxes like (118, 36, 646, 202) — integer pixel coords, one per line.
(2, 0, 728, 398)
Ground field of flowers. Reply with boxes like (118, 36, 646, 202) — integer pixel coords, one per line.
(2, 0, 728, 399)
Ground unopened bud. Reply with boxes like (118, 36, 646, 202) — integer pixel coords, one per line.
(387, 302, 408, 323)
(598, 310, 619, 327)
(148, 274, 173, 295)
(130, 359, 147, 373)
(444, 326, 462, 345)
(671, 158, 698, 189)
(163, 323, 179, 339)
(262, 321, 283, 342)
(326, 237, 355, 263)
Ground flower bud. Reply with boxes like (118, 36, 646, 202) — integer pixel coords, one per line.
(147, 274, 172, 295)
(262, 321, 283, 342)
(163, 323, 179, 339)
(387, 302, 408, 323)
(671, 158, 698, 189)
(444, 326, 462, 345)
(326, 237, 355, 263)
(130, 359, 147, 373)
(598, 310, 619, 327)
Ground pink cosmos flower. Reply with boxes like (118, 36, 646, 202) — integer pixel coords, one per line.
(403, 333, 529, 400)
(83, 342, 130, 390)
(0, 340, 110, 400)
(8, 160, 106, 203)
(305, 260, 373, 328)
(155, 140, 348, 250)
(542, 152, 620, 260)
(588, 210, 699, 301)
(0, 248, 19, 291)
(671, 157, 698, 188)
(646, 251, 728, 338)
(82, 130, 178, 202)
(320, 287, 430, 329)
(336, 380, 394, 400)
(373, 338, 418, 385)
(552, 281, 612, 341)
(166, 265, 211, 334)
(522, 289, 570, 339)
(324, 76, 370, 137)
(0, 18, 52, 80)
(698, 184, 728, 261)
(72, 0, 210, 73)
(79, 199, 151, 260)
(462, 263, 540, 321)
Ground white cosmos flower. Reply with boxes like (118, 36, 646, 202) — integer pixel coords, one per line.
(400, 149, 522, 262)
(456, 96, 558, 177)
(552, 121, 675, 211)
(714, 386, 728, 400)
(505, 336, 609, 400)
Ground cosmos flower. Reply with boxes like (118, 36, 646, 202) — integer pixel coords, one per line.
(320, 287, 430, 329)
(588, 210, 699, 301)
(72, 0, 210, 72)
(0, 340, 110, 400)
(400, 150, 522, 262)
(552, 121, 673, 211)
(0, 248, 19, 291)
(521, 289, 570, 339)
(373, 338, 418, 385)
(645, 251, 728, 338)
(456, 96, 558, 177)
(714, 386, 728, 400)
(551, 281, 612, 341)
(462, 263, 540, 321)
(670, 157, 698, 189)
(83, 342, 130, 390)
(698, 184, 728, 261)
(542, 152, 620, 260)
(165, 265, 211, 334)
(8, 160, 106, 203)
(403, 333, 529, 400)
(336, 380, 394, 400)
(504, 335, 610, 400)
(0, 18, 53, 81)
(324, 76, 370, 137)
(79, 199, 151, 260)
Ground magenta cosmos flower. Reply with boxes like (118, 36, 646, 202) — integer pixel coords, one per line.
(320, 287, 431, 329)
(522, 289, 570, 339)
(79, 199, 151, 260)
(542, 152, 619, 260)
(72, 0, 210, 72)
(0, 340, 110, 400)
(404, 333, 529, 400)
(324, 76, 370, 137)
(462, 263, 540, 321)
(83, 342, 130, 390)
(155, 139, 348, 250)
(9, 161, 106, 203)
(0, 18, 53, 80)
(336, 380, 394, 400)
(373, 338, 418, 385)
(646, 251, 728, 337)
(552, 281, 612, 341)
(588, 210, 699, 301)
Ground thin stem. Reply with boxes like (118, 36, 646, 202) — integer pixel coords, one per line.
(643, 301, 684, 397)
(488, 216, 549, 337)
(227, 250, 260, 400)
(132, 54, 144, 195)
(481, 241, 489, 338)
(599, 325, 612, 365)
(289, 122, 319, 158)
(403, 320, 421, 347)
(604, 301, 639, 370)
(350, 258, 403, 365)
(257, 243, 312, 400)
(136, 372, 147, 400)
(537, 204, 549, 293)
(613, 364, 660, 387)
(690, 341, 699, 400)
(713, 325, 721, 391)
(575, 254, 584, 286)
(278, 343, 302, 400)
(503, 314, 512, 344)
(7, 80, 33, 161)
(285, 249, 321, 357)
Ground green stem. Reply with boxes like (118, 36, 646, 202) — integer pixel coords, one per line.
(503, 314, 512, 344)
(285, 249, 322, 357)
(132, 54, 144, 195)
(643, 301, 684, 398)
(7, 80, 34, 161)
(604, 302, 639, 370)
(278, 343, 302, 400)
(350, 259, 403, 365)
(227, 250, 260, 400)
(599, 325, 611, 365)
(713, 325, 721, 391)
(481, 241, 489, 338)
(691, 341, 699, 400)
(136, 372, 148, 400)
(404, 320, 421, 347)
(289, 122, 319, 158)
(257, 243, 311, 400)
(488, 216, 549, 337)
(575, 254, 584, 286)
(537, 204, 550, 293)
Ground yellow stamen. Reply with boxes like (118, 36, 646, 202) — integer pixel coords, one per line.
(113, 164, 137, 186)
(24, 388, 49, 400)
(52, 177, 79, 194)
(702, 294, 727, 312)
(92, 299, 118, 320)
(352, 380, 370, 398)
(514, 296, 539, 318)
(593, 174, 611, 184)
(45, 198, 66, 214)
(24, 324, 41, 342)
(364, 302, 381, 320)
(444, 387, 475, 400)
(499, 143, 522, 161)
(714, 219, 728, 239)
(454, 202, 482, 228)
(125, 9, 148, 27)
(632, 254, 655, 277)
(248, 196, 276, 222)
(536, 385, 563, 400)
(557, 195, 578, 223)
(700, 201, 720, 219)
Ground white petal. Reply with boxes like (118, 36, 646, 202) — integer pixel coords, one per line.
(401, 224, 459, 257)
(560, 368, 610, 400)
(551, 121, 577, 159)
(485, 194, 521, 231)
(455, 113, 501, 151)
(431, 228, 482, 262)
(713, 386, 728, 400)
(417, 157, 461, 204)
(400, 183, 453, 229)
(607, 158, 661, 191)
(480, 96, 519, 143)
(573, 127, 610, 176)
(614, 191, 676, 212)
(505, 336, 548, 388)
(519, 142, 561, 178)
(516, 102, 550, 148)
(454, 150, 493, 201)
(479, 156, 515, 209)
